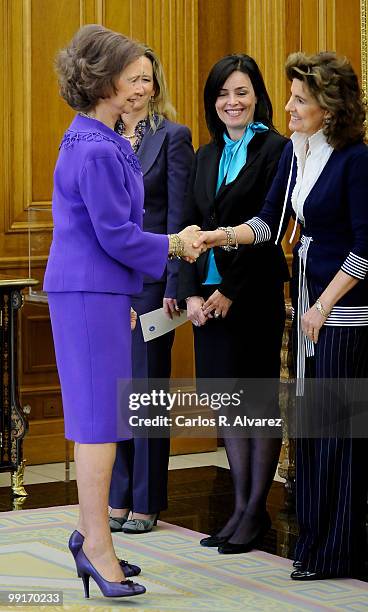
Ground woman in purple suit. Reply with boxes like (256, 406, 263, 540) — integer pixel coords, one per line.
(108, 47, 194, 535)
(43, 25, 201, 599)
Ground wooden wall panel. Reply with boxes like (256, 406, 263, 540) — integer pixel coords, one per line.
(197, 0, 289, 141)
(103, 0, 131, 39)
(30, 0, 82, 203)
(243, 0, 288, 135)
(335, 0, 361, 77)
(300, 0, 320, 52)
(171, 322, 195, 379)
(198, 0, 233, 144)
(325, 0, 336, 51)
(20, 300, 59, 392)
(22, 316, 57, 374)
(8, 1, 81, 228)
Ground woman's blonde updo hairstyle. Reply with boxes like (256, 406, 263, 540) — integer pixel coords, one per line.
(286, 51, 366, 149)
(55, 24, 144, 112)
(143, 47, 176, 130)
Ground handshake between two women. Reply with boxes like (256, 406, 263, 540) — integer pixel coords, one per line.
(175, 227, 225, 262)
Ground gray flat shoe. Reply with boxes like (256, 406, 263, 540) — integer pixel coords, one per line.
(109, 513, 129, 532)
(122, 516, 158, 534)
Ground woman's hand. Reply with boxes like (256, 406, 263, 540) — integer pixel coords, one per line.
(301, 306, 325, 343)
(194, 224, 255, 250)
(178, 225, 206, 261)
(202, 290, 233, 318)
(163, 297, 181, 319)
(130, 307, 138, 330)
(193, 229, 227, 249)
(186, 296, 208, 327)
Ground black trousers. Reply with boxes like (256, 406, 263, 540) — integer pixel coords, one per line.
(294, 326, 368, 576)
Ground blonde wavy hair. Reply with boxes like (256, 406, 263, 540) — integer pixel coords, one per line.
(143, 47, 176, 130)
(285, 51, 366, 150)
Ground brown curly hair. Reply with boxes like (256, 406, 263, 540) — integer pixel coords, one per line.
(285, 51, 366, 149)
(55, 25, 144, 112)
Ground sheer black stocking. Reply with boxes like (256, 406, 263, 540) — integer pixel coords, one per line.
(225, 438, 282, 545)
(216, 437, 251, 538)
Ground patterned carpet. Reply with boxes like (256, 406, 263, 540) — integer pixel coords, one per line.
(0, 505, 367, 611)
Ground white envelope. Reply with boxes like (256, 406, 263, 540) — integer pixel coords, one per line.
(139, 307, 188, 342)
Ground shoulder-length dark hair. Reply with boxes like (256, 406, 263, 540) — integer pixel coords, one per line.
(286, 51, 366, 149)
(204, 54, 275, 146)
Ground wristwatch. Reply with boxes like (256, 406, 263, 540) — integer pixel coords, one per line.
(315, 298, 330, 318)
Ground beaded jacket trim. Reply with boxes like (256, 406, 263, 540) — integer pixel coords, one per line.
(59, 129, 142, 174)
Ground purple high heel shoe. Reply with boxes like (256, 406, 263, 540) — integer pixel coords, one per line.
(75, 548, 146, 598)
(68, 530, 141, 577)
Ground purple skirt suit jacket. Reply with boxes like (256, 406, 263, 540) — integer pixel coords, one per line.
(44, 114, 168, 443)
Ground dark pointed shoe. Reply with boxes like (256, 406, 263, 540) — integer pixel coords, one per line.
(200, 534, 229, 547)
(292, 559, 303, 568)
(75, 548, 145, 598)
(218, 512, 272, 554)
(68, 530, 141, 577)
(218, 541, 254, 554)
(290, 569, 333, 581)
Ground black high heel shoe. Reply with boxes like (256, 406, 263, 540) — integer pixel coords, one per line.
(218, 513, 272, 554)
(68, 530, 141, 577)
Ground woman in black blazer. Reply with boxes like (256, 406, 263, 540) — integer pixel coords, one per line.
(178, 55, 289, 553)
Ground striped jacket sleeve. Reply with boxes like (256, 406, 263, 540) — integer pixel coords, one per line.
(340, 148, 368, 280)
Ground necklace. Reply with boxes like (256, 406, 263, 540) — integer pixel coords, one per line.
(115, 117, 147, 153)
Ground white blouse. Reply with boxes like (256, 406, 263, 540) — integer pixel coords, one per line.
(290, 130, 333, 224)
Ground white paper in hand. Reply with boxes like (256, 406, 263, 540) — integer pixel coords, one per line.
(139, 307, 188, 342)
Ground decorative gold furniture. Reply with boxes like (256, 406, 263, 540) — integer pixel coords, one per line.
(0, 278, 38, 498)
(276, 300, 298, 558)
(278, 300, 295, 507)
(362, 1, 367, 105)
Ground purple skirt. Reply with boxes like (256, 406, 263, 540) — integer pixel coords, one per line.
(48, 292, 132, 443)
